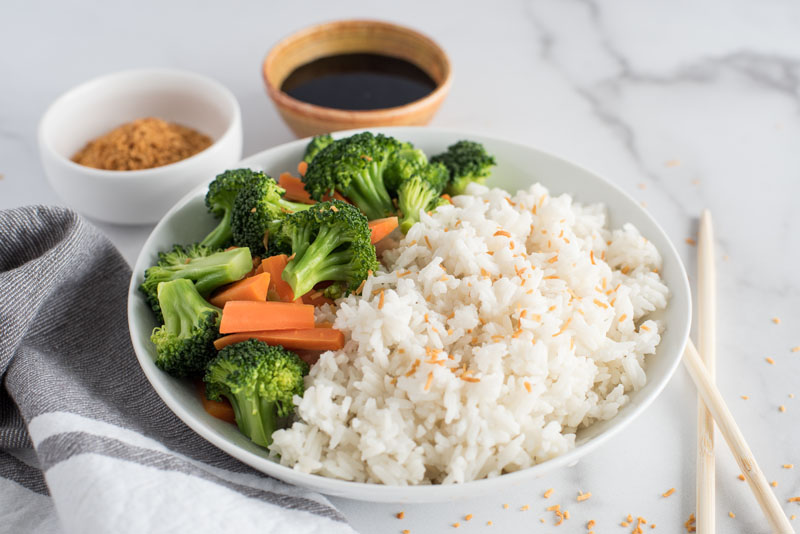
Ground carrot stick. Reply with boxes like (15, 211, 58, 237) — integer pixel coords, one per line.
(369, 216, 398, 243)
(219, 301, 315, 333)
(213, 328, 344, 351)
(208, 272, 270, 308)
(441, 193, 452, 204)
(278, 173, 316, 204)
(278, 172, 351, 205)
(297, 161, 308, 176)
(260, 255, 297, 302)
(196, 381, 235, 424)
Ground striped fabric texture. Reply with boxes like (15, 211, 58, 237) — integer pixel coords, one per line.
(0, 206, 355, 534)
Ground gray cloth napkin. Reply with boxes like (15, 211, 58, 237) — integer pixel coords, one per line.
(0, 206, 355, 534)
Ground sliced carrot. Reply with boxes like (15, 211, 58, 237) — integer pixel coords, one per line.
(213, 328, 344, 351)
(277, 172, 351, 205)
(196, 381, 235, 424)
(208, 272, 270, 308)
(278, 173, 316, 204)
(219, 300, 315, 333)
(297, 161, 308, 176)
(260, 255, 297, 302)
(369, 216, 399, 243)
(441, 194, 452, 204)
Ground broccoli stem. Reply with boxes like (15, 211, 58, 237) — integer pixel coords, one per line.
(277, 198, 313, 214)
(159, 279, 221, 336)
(343, 163, 394, 220)
(224, 391, 278, 447)
(399, 180, 438, 234)
(172, 248, 252, 295)
(200, 210, 233, 250)
(282, 225, 347, 297)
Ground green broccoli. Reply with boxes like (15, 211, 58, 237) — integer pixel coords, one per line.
(302, 134, 334, 164)
(430, 140, 497, 196)
(139, 246, 252, 319)
(277, 200, 379, 300)
(396, 162, 450, 233)
(231, 174, 312, 255)
(200, 169, 261, 249)
(383, 142, 429, 194)
(150, 279, 221, 377)
(302, 132, 403, 220)
(204, 339, 309, 448)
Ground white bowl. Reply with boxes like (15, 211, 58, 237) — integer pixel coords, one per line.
(128, 127, 691, 503)
(39, 69, 242, 225)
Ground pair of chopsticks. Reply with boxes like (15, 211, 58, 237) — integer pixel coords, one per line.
(684, 211, 794, 534)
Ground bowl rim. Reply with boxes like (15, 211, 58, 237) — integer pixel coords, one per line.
(128, 126, 690, 501)
(262, 19, 453, 121)
(38, 68, 242, 179)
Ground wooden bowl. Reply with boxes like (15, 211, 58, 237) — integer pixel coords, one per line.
(262, 20, 452, 138)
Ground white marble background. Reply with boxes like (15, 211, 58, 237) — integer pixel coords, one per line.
(2, 1, 799, 532)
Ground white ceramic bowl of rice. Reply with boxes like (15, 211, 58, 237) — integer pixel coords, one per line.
(128, 127, 691, 502)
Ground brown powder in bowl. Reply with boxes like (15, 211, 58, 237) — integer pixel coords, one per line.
(72, 117, 212, 170)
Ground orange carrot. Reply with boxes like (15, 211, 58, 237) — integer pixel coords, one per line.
(441, 194, 452, 204)
(219, 301, 315, 333)
(260, 255, 297, 302)
(369, 216, 398, 243)
(213, 328, 345, 351)
(196, 381, 235, 424)
(208, 272, 270, 308)
(278, 173, 316, 204)
(277, 172, 351, 204)
(297, 161, 308, 176)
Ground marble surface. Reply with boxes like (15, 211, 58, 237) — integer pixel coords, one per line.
(2, 1, 799, 532)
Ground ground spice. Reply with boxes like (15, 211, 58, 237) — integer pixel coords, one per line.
(72, 117, 212, 170)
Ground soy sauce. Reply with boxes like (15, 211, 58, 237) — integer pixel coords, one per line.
(281, 53, 438, 111)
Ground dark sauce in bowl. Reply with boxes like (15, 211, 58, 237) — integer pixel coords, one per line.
(281, 53, 438, 111)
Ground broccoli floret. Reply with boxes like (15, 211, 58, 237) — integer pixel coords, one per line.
(430, 140, 497, 196)
(396, 162, 449, 233)
(204, 340, 309, 448)
(231, 174, 312, 255)
(140, 243, 220, 318)
(140, 246, 253, 319)
(150, 279, 221, 377)
(277, 200, 379, 299)
(302, 132, 403, 220)
(384, 142, 429, 194)
(302, 134, 334, 164)
(200, 169, 261, 249)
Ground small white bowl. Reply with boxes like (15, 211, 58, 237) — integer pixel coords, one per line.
(38, 69, 243, 225)
(128, 127, 691, 502)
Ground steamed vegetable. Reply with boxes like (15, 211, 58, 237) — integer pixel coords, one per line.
(139, 245, 252, 320)
(302, 132, 402, 220)
(200, 169, 257, 249)
(231, 173, 311, 255)
(276, 200, 379, 299)
(431, 140, 497, 196)
(204, 340, 309, 447)
(149, 279, 221, 377)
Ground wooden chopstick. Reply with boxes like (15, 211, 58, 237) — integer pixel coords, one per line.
(697, 209, 716, 533)
(683, 340, 795, 534)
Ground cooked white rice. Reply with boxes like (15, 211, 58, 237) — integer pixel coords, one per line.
(269, 183, 669, 485)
